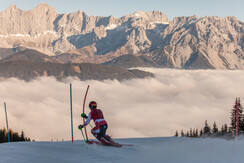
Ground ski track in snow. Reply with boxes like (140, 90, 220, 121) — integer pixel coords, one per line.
(1, 137, 244, 163)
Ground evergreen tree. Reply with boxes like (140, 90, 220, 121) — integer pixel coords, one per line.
(220, 125, 224, 135)
(9, 129, 13, 142)
(203, 120, 211, 136)
(230, 98, 244, 135)
(189, 128, 193, 137)
(228, 126, 232, 133)
(192, 128, 196, 137)
(0, 128, 31, 143)
(1, 128, 7, 142)
(21, 131, 25, 141)
(0, 128, 6, 143)
(200, 129, 203, 137)
(175, 130, 179, 137)
(180, 130, 185, 137)
(186, 131, 189, 137)
(212, 122, 218, 135)
(195, 129, 199, 137)
(224, 124, 228, 134)
(13, 132, 19, 142)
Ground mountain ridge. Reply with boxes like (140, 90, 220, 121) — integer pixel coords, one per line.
(0, 3, 243, 69)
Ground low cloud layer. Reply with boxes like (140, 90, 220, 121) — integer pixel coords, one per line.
(0, 69, 244, 141)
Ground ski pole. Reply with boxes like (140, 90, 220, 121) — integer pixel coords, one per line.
(89, 123, 93, 128)
(80, 128, 88, 149)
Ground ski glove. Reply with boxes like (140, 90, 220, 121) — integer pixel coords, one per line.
(78, 125, 84, 130)
(81, 113, 88, 119)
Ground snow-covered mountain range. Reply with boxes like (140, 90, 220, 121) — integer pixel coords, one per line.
(0, 3, 243, 69)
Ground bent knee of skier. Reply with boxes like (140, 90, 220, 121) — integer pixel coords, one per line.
(91, 128, 107, 141)
(91, 128, 100, 140)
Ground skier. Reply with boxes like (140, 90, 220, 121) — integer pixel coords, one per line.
(78, 101, 114, 145)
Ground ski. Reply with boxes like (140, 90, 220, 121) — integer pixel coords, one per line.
(86, 140, 133, 147)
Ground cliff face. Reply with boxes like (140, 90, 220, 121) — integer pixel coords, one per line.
(149, 16, 244, 69)
(0, 3, 243, 69)
(0, 4, 169, 55)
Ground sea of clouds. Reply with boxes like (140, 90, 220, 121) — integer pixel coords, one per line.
(0, 68, 244, 141)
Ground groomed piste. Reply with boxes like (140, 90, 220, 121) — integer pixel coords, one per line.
(1, 137, 244, 163)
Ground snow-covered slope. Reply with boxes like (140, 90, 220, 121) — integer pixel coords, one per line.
(1, 137, 244, 163)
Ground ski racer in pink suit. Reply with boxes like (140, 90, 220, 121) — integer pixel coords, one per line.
(78, 101, 113, 144)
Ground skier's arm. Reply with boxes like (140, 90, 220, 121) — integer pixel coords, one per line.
(83, 112, 91, 127)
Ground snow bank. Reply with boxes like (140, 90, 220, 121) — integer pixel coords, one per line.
(1, 137, 244, 163)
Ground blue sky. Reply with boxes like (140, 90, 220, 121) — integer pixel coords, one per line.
(0, 0, 243, 21)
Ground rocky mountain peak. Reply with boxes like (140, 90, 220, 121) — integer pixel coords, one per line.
(34, 3, 54, 10)
(132, 11, 148, 18)
(130, 10, 169, 23)
(3, 4, 21, 14)
(6, 4, 18, 11)
(32, 3, 57, 15)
